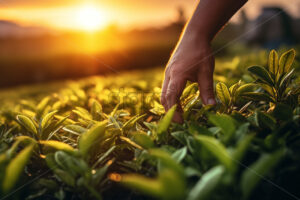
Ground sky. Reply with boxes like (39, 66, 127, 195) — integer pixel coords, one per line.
(0, 0, 299, 31)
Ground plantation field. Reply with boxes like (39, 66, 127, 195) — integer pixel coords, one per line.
(0, 49, 300, 200)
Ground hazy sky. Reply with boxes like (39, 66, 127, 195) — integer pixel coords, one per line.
(0, 0, 299, 31)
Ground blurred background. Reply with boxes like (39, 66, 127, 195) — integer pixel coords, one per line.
(0, 0, 299, 88)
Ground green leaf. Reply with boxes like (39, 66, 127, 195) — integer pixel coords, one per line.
(121, 174, 162, 198)
(157, 105, 176, 135)
(110, 103, 120, 117)
(273, 103, 293, 121)
(73, 107, 93, 121)
(132, 133, 154, 149)
(260, 83, 275, 96)
(121, 170, 185, 200)
(235, 83, 256, 97)
(2, 144, 35, 193)
(216, 82, 231, 106)
(123, 114, 146, 131)
(36, 96, 51, 118)
(240, 92, 275, 103)
(208, 114, 236, 142)
(232, 133, 254, 162)
(256, 111, 276, 130)
(92, 146, 116, 168)
(241, 149, 284, 199)
(40, 110, 58, 130)
(62, 124, 87, 136)
(187, 166, 225, 200)
(248, 66, 274, 86)
(120, 136, 143, 150)
(159, 170, 186, 200)
(278, 49, 295, 74)
(229, 80, 241, 96)
(188, 123, 213, 136)
(54, 151, 88, 176)
(268, 50, 279, 75)
(171, 131, 188, 145)
(195, 135, 233, 170)
(171, 147, 187, 163)
(40, 140, 75, 153)
(149, 149, 184, 176)
(90, 99, 102, 120)
(279, 68, 294, 90)
(54, 169, 76, 187)
(17, 115, 38, 135)
(181, 82, 198, 100)
(78, 121, 107, 156)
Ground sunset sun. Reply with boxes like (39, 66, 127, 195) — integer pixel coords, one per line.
(76, 5, 106, 31)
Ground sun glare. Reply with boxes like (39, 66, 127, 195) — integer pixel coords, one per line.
(76, 5, 106, 31)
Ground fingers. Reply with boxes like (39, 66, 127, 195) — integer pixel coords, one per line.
(161, 69, 170, 111)
(197, 55, 216, 105)
(166, 75, 186, 123)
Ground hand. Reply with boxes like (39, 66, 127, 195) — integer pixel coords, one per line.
(161, 38, 216, 123)
(160, 0, 247, 123)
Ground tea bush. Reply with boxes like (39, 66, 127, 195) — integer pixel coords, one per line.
(0, 49, 299, 200)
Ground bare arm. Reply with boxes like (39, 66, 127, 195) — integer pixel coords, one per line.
(161, 0, 248, 123)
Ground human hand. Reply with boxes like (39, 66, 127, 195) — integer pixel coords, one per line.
(161, 40, 216, 123)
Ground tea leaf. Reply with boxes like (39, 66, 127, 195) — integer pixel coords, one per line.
(279, 49, 295, 74)
(232, 133, 254, 162)
(78, 121, 107, 156)
(123, 114, 146, 131)
(195, 135, 232, 170)
(256, 111, 276, 130)
(132, 133, 154, 149)
(273, 103, 293, 121)
(149, 149, 184, 176)
(120, 136, 143, 150)
(248, 66, 273, 86)
(157, 105, 176, 135)
(171, 147, 187, 163)
(54, 169, 76, 187)
(121, 174, 162, 198)
(36, 96, 51, 118)
(73, 107, 93, 121)
(17, 115, 38, 135)
(279, 68, 294, 90)
(41, 110, 58, 130)
(188, 166, 225, 200)
(159, 170, 186, 200)
(90, 99, 102, 120)
(40, 140, 75, 153)
(268, 50, 278, 75)
(216, 82, 231, 106)
(240, 92, 275, 103)
(181, 82, 198, 100)
(63, 124, 87, 136)
(2, 144, 35, 193)
(229, 80, 241, 96)
(235, 83, 256, 96)
(208, 114, 235, 142)
(241, 149, 284, 199)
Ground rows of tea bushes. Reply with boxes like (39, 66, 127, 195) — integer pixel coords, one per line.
(0, 49, 299, 200)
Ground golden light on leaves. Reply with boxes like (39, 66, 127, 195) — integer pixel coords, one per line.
(109, 173, 122, 182)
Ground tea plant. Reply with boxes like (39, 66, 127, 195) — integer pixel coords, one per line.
(0, 49, 299, 200)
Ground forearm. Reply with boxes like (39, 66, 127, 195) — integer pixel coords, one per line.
(184, 0, 248, 42)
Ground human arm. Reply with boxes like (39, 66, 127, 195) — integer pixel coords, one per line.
(161, 0, 248, 123)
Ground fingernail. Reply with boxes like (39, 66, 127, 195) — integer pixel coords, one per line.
(207, 98, 216, 105)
